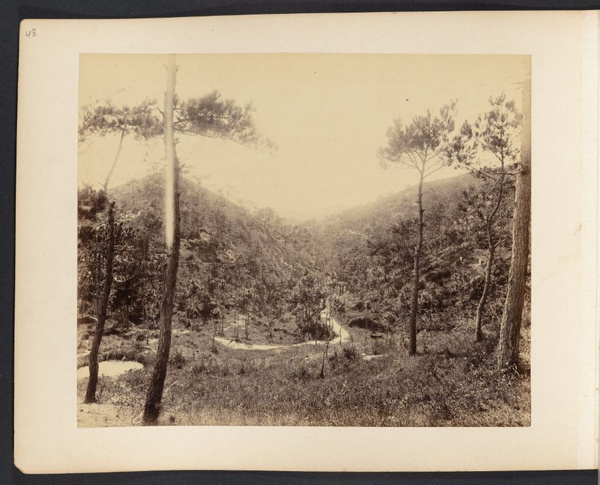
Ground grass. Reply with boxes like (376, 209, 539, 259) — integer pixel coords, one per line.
(77, 313, 530, 427)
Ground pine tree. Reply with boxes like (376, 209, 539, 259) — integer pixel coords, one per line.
(378, 102, 456, 355)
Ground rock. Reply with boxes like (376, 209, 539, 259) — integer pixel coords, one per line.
(351, 301, 364, 311)
(425, 268, 452, 284)
(104, 326, 121, 336)
(347, 316, 385, 332)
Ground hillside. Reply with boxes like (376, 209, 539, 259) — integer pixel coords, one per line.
(78, 170, 529, 428)
(314, 172, 483, 239)
(80, 173, 321, 342)
(308, 172, 493, 278)
(112, 172, 318, 271)
(304, 172, 517, 334)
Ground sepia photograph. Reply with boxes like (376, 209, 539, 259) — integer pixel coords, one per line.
(76, 53, 531, 427)
(15, 12, 596, 473)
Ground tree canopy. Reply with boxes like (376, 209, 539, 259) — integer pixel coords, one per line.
(446, 94, 522, 176)
(378, 101, 457, 176)
(79, 100, 163, 143)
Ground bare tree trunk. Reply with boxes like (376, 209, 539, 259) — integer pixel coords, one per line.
(319, 338, 330, 379)
(104, 130, 125, 191)
(498, 77, 531, 369)
(408, 172, 424, 355)
(212, 317, 217, 351)
(84, 201, 115, 403)
(95, 251, 101, 316)
(475, 171, 505, 342)
(143, 54, 180, 425)
(475, 235, 495, 342)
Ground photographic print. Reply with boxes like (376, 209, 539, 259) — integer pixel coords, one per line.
(77, 53, 531, 427)
(16, 12, 597, 473)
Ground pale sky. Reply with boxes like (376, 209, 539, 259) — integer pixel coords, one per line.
(78, 54, 529, 220)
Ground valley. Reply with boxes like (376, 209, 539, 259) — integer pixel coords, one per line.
(77, 171, 530, 427)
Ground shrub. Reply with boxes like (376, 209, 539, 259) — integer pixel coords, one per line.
(370, 338, 387, 356)
(101, 343, 145, 364)
(192, 361, 207, 375)
(121, 367, 146, 389)
(297, 321, 333, 341)
(342, 343, 360, 361)
(169, 348, 187, 369)
(289, 362, 309, 380)
(220, 363, 231, 377)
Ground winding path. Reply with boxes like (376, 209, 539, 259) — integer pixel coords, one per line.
(214, 310, 350, 351)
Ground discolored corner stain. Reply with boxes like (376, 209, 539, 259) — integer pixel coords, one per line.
(573, 223, 582, 235)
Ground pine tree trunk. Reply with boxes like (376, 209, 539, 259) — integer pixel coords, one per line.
(408, 173, 424, 355)
(84, 201, 115, 404)
(476, 170, 506, 342)
(95, 251, 101, 315)
(143, 54, 180, 425)
(475, 236, 495, 342)
(82, 109, 125, 404)
(498, 77, 531, 369)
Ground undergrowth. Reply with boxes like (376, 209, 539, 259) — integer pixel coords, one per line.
(77, 317, 530, 427)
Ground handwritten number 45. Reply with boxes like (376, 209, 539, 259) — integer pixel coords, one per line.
(25, 28, 36, 38)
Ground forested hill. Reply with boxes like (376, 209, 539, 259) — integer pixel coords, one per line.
(306, 172, 489, 271)
(315, 172, 485, 239)
(305, 172, 515, 331)
(103, 173, 320, 323)
(113, 173, 317, 266)
(93, 170, 513, 332)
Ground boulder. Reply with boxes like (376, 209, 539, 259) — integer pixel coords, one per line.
(347, 316, 385, 332)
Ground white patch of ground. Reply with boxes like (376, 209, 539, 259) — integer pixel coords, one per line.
(77, 361, 144, 380)
(324, 311, 351, 342)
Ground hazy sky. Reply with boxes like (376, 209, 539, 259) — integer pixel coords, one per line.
(78, 54, 529, 220)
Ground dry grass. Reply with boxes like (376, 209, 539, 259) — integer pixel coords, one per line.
(77, 316, 530, 427)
